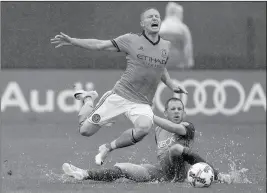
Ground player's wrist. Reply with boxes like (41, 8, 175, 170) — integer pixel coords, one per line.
(69, 37, 76, 45)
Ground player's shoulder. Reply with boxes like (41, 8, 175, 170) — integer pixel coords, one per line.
(119, 32, 142, 41)
(160, 37, 171, 44)
(159, 37, 172, 48)
(125, 32, 142, 37)
(130, 32, 143, 36)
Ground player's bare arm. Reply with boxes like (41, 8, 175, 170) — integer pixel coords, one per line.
(161, 68, 188, 94)
(153, 115, 187, 135)
(50, 32, 117, 52)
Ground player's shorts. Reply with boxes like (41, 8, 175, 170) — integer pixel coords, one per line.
(86, 90, 154, 126)
(158, 149, 188, 182)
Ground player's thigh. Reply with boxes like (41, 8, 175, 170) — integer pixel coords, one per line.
(158, 152, 175, 181)
(141, 164, 165, 182)
(79, 120, 101, 136)
(87, 91, 127, 126)
(126, 103, 154, 130)
(114, 163, 151, 182)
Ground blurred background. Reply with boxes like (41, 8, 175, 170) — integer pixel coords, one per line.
(1, 1, 266, 69)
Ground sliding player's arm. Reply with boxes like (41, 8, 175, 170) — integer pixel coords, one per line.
(153, 115, 186, 135)
(153, 115, 195, 137)
(51, 32, 132, 52)
(161, 68, 188, 94)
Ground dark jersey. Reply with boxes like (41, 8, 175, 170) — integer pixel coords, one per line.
(155, 122, 195, 159)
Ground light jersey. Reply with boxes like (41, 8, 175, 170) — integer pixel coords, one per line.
(111, 31, 171, 105)
(155, 122, 195, 159)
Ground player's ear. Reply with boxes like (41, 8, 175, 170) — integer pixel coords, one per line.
(140, 21, 145, 28)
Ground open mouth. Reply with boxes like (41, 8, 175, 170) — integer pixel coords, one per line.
(151, 23, 159, 28)
(174, 116, 180, 119)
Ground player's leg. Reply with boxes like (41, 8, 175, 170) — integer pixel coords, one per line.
(95, 104, 153, 165)
(79, 90, 123, 137)
(115, 163, 161, 182)
(74, 87, 100, 136)
(110, 104, 153, 149)
(158, 152, 176, 181)
(62, 163, 124, 182)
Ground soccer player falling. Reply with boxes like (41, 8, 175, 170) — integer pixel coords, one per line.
(62, 98, 247, 184)
(50, 5, 191, 165)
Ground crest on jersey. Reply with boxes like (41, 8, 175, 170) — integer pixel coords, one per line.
(161, 49, 168, 58)
(92, 114, 101, 123)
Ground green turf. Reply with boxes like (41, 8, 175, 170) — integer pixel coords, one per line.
(1, 121, 266, 193)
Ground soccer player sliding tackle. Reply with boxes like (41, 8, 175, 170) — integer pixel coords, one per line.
(51, 3, 192, 166)
(62, 98, 246, 184)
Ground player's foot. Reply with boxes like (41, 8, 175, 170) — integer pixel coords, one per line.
(73, 86, 98, 103)
(62, 163, 88, 180)
(95, 144, 111, 166)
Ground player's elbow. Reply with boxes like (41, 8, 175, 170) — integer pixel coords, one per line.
(172, 125, 187, 135)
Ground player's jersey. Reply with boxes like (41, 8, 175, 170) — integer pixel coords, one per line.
(155, 122, 195, 159)
(111, 32, 171, 105)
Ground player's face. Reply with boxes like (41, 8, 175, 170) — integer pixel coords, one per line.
(141, 9, 161, 34)
(165, 100, 184, 123)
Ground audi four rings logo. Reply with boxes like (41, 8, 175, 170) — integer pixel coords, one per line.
(154, 79, 266, 116)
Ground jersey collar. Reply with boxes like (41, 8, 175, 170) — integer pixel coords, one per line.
(142, 31, 161, 45)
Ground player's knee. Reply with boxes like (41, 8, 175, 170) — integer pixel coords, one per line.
(79, 122, 100, 137)
(170, 144, 184, 156)
(132, 128, 149, 142)
(134, 116, 153, 133)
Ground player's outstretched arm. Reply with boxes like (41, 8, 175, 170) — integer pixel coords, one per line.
(161, 68, 188, 94)
(50, 32, 118, 51)
(153, 115, 188, 135)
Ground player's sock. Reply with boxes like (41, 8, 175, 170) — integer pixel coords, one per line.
(182, 147, 219, 180)
(84, 166, 123, 182)
(108, 128, 145, 150)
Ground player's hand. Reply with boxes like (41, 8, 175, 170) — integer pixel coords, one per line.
(50, 32, 73, 48)
(180, 122, 189, 127)
(173, 86, 188, 95)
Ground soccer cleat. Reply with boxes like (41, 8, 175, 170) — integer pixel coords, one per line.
(95, 144, 110, 166)
(73, 88, 99, 103)
(62, 163, 88, 180)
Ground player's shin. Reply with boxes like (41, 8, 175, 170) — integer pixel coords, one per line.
(108, 128, 148, 150)
(84, 166, 123, 182)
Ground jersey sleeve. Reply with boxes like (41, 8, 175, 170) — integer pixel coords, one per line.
(184, 122, 195, 140)
(111, 33, 133, 53)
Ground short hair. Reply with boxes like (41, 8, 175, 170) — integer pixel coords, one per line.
(140, 7, 160, 21)
(165, 97, 185, 110)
